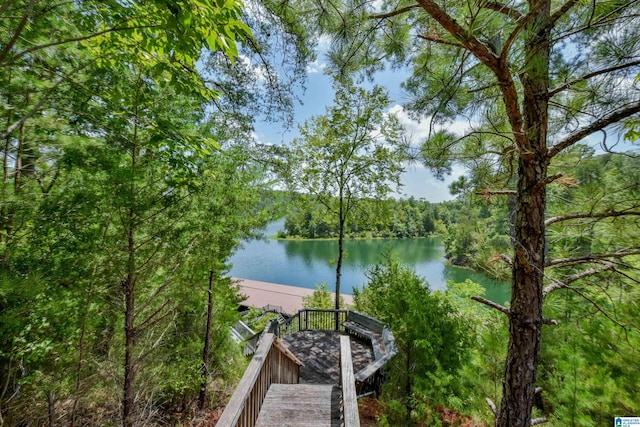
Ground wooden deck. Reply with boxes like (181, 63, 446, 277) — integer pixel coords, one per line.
(253, 384, 341, 426)
(281, 330, 373, 384)
(218, 309, 393, 427)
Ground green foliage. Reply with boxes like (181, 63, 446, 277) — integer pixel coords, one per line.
(0, 0, 312, 422)
(282, 196, 446, 239)
(354, 251, 471, 425)
(536, 287, 640, 426)
(284, 77, 406, 309)
(302, 283, 346, 308)
(243, 308, 279, 333)
(441, 198, 512, 280)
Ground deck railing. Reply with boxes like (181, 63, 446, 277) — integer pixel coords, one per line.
(217, 333, 302, 427)
(274, 308, 349, 338)
(243, 308, 395, 395)
(340, 335, 361, 427)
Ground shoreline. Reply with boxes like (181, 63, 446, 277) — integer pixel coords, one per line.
(271, 234, 443, 241)
(233, 277, 354, 315)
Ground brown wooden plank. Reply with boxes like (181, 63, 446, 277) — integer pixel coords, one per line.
(346, 311, 384, 333)
(343, 321, 385, 360)
(254, 384, 340, 427)
(354, 356, 388, 382)
(280, 331, 373, 384)
(340, 336, 361, 427)
(217, 334, 276, 427)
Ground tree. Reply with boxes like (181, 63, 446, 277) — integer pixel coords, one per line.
(299, 0, 640, 425)
(354, 251, 470, 424)
(286, 78, 405, 319)
(302, 283, 346, 308)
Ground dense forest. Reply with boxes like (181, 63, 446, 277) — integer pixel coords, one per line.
(0, 0, 306, 425)
(2, 0, 639, 426)
(279, 197, 449, 239)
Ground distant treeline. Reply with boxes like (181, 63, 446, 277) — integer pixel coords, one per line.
(279, 197, 462, 239)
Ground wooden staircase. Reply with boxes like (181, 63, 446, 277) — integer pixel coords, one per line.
(254, 384, 341, 426)
(217, 333, 360, 427)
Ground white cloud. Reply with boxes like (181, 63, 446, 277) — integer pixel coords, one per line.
(306, 59, 327, 74)
(396, 164, 465, 202)
(386, 105, 472, 202)
(387, 104, 476, 144)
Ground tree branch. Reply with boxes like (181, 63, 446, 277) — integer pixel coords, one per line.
(500, 1, 546, 65)
(611, 267, 640, 286)
(543, 263, 616, 296)
(0, 75, 68, 140)
(535, 173, 563, 190)
(472, 296, 511, 316)
(369, 4, 422, 19)
(547, 99, 640, 158)
(545, 209, 640, 226)
(414, 0, 499, 66)
(546, 282, 639, 332)
(549, 60, 640, 98)
(550, 0, 580, 24)
(2, 24, 160, 67)
(481, 1, 523, 20)
(500, 253, 513, 265)
(414, 0, 525, 149)
(531, 418, 548, 426)
(417, 33, 465, 48)
(546, 250, 640, 268)
(486, 397, 498, 416)
(0, 0, 39, 65)
(476, 188, 517, 196)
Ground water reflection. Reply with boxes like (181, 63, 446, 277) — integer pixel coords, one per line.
(229, 222, 509, 303)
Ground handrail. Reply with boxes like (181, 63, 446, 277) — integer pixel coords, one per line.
(243, 308, 395, 396)
(275, 308, 349, 338)
(340, 335, 361, 427)
(217, 333, 302, 427)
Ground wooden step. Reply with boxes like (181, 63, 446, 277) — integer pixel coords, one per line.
(254, 384, 341, 427)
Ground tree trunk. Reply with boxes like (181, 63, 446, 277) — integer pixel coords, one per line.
(71, 275, 96, 427)
(199, 270, 215, 410)
(405, 348, 412, 425)
(122, 276, 136, 426)
(497, 1, 551, 425)
(13, 112, 26, 194)
(122, 84, 140, 426)
(47, 391, 55, 427)
(335, 195, 345, 330)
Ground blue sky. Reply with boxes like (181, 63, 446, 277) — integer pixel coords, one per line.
(251, 59, 465, 203)
(249, 50, 639, 203)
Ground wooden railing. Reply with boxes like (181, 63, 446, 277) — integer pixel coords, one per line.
(274, 308, 349, 338)
(217, 333, 302, 427)
(241, 308, 396, 396)
(340, 335, 361, 427)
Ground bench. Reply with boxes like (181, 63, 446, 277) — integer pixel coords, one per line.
(345, 311, 383, 334)
(342, 320, 385, 360)
(342, 311, 387, 361)
(341, 311, 398, 397)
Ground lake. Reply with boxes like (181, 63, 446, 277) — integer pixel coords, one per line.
(229, 221, 510, 305)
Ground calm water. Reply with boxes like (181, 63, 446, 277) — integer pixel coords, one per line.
(229, 221, 510, 304)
